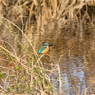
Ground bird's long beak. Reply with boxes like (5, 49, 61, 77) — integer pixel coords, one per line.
(48, 44, 53, 46)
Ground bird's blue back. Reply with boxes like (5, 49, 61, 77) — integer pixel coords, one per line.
(38, 46, 47, 54)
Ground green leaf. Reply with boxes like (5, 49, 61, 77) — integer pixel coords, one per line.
(6, 87, 11, 93)
(15, 65, 22, 71)
(0, 73, 5, 78)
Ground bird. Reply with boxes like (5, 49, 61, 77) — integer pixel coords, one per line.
(38, 43, 52, 55)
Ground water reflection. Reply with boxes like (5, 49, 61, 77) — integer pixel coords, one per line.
(50, 57, 87, 95)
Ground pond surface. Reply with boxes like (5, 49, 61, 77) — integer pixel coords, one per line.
(49, 56, 95, 95)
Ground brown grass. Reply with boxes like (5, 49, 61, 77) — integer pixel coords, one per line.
(0, 0, 95, 94)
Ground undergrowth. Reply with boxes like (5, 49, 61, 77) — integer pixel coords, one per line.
(0, 21, 58, 94)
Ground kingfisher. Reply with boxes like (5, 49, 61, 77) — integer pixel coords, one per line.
(38, 43, 52, 55)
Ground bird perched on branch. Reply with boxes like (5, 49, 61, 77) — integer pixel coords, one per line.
(38, 43, 52, 55)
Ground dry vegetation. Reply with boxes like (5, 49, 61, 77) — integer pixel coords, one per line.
(0, 0, 95, 95)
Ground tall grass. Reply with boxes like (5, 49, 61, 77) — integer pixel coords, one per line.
(0, 0, 94, 94)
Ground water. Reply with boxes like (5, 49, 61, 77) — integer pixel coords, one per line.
(50, 57, 90, 95)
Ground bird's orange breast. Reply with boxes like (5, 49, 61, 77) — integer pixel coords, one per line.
(41, 47, 49, 54)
